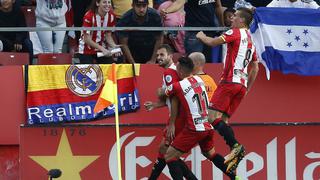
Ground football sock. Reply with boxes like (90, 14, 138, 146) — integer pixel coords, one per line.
(149, 158, 166, 180)
(167, 160, 184, 180)
(213, 120, 238, 149)
(210, 153, 236, 179)
(178, 159, 197, 180)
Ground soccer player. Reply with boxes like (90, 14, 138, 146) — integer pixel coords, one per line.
(163, 57, 240, 180)
(144, 44, 196, 180)
(196, 7, 259, 172)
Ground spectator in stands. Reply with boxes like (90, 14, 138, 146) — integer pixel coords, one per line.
(35, 0, 67, 53)
(112, 0, 153, 21)
(71, 0, 91, 41)
(160, 0, 224, 62)
(267, 0, 320, 8)
(158, 0, 185, 54)
(116, 0, 163, 64)
(221, 8, 235, 63)
(78, 0, 122, 64)
(224, 8, 236, 27)
(0, 0, 34, 64)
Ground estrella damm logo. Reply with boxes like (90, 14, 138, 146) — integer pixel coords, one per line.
(66, 65, 103, 97)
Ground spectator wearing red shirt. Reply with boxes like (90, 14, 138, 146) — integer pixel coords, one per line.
(78, 0, 122, 64)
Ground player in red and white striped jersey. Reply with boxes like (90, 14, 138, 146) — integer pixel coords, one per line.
(144, 45, 196, 179)
(78, 0, 122, 64)
(165, 73, 212, 132)
(197, 8, 259, 172)
(163, 57, 239, 180)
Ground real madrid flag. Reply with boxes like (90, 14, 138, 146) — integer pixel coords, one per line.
(25, 64, 140, 124)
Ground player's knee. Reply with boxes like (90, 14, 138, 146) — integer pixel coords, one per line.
(164, 146, 180, 162)
(164, 152, 174, 162)
(208, 109, 222, 124)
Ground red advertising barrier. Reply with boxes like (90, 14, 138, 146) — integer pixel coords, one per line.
(1, 64, 320, 144)
(0, 145, 19, 180)
(0, 66, 26, 145)
(20, 125, 320, 180)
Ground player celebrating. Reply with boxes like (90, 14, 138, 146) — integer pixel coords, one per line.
(163, 57, 241, 180)
(196, 7, 259, 172)
(144, 44, 196, 180)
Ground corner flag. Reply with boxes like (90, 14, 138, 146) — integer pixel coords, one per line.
(94, 63, 117, 114)
(93, 63, 123, 179)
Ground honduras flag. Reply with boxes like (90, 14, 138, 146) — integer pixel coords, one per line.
(250, 7, 320, 79)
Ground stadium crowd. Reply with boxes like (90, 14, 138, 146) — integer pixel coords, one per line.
(0, 0, 318, 65)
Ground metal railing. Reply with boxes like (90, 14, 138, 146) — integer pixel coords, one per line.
(0, 26, 229, 32)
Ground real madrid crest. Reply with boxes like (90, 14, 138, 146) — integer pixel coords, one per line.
(66, 65, 103, 97)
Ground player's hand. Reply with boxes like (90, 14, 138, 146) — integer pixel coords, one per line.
(144, 101, 154, 111)
(196, 31, 206, 40)
(166, 124, 175, 142)
(245, 89, 249, 96)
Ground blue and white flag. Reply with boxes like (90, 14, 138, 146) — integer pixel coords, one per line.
(250, 7, 320, 79)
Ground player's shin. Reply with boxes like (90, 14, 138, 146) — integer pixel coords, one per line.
(148, 153, 166, 180)
(166, 158, 184, 180)
(209, 153, 236, 180)
(178, 159, 197, 180)
(212, 119, 238, 149)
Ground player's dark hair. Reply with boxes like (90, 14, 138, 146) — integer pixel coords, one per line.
(178, 57, 194, 75)
(237, 7, 253, 27)
(158, 44, 174, 55)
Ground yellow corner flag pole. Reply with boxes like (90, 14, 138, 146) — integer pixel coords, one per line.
(113, 64, 122, 180)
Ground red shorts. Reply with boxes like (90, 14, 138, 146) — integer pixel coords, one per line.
(209, 83, 246, 117)
(171, 128, 215, 153)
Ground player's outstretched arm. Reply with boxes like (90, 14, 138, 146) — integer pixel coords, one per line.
(144, 100, 166, 111)
(196, 31, 225, 47)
